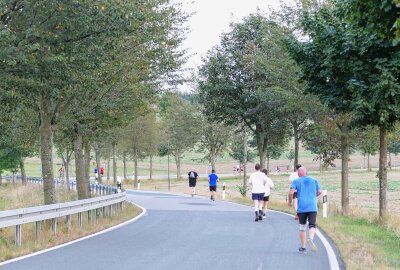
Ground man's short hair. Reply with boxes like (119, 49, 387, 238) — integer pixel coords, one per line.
(255, 164, 261, 170)
(296, 164, 302, 170)
(211, 169, 215, 173)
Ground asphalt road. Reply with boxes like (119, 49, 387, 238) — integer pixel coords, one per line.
(1, 190, 342, 270)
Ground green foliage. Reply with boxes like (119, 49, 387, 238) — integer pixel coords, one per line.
(267, 144, 284, 160)
(286, 149, 295, 162)
(303, 118, 341, 169)
(198, 14, 294, 166)
(235, 184, 249, 197)
(159, 93, 202, 158)
(356, 126, 380, 156)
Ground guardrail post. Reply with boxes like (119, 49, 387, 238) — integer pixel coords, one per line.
(109, 205, 112, 216)
(66, 215, 71, 230)
(96, 208, 100, 219)
(87, 210, 92, 224)
(103, 207, 106, 217)
(35, 221, 41, 240)
(322, 190, 328, 218)
(15, 225, 22, 246)
(51, 218, 57, 233)
(78, 212, 82, 227)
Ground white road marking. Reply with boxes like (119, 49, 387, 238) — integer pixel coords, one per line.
(0, 201, 146, 266)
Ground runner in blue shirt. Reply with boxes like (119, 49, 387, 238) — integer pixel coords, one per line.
(208, 169, 219, 201)
(289, 166, 322, 254)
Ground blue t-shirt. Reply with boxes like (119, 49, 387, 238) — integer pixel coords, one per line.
(291, 176, 321, 213)
(208, 173, 218, 186)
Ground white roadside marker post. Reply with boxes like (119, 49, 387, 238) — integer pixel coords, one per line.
(222, 182, 226, 200)
(322, 189, 328, 218)
(138, 178, 141, 190)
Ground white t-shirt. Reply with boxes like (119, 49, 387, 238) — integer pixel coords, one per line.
(264, 177, 274, 196)
(249, 171, 267, 193)
(289, 171, 299, 183)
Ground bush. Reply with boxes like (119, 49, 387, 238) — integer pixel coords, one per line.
(235, 184, 249, 197)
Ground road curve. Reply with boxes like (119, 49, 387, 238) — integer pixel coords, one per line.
(0, 190, 342, 270)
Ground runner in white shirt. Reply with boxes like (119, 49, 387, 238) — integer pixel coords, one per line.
(248, 164, 267, 222)
(261, 169, 274, 219)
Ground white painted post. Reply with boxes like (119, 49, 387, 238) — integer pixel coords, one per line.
(15, 225, 22, 246)
(322, 190, 328, 218)
(137, 178, 141, 190)
(222, 182, 226, 200)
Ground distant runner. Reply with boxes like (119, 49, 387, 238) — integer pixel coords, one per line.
(188, 168, 198, 197)
(289, 166, 322, 254)
(261, 169, 274, 219)
(208, 169, 219, 201)
(249, 164, 267, 222)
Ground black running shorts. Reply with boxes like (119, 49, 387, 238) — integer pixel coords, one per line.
(298, 212, 317, 227)
(189, 179, 196, 187)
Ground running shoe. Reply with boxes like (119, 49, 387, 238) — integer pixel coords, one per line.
(258, 215, 263, 221)
(263, 213, 266, 219)
(307, 238, 317, 252)
(255, 217, 259, 222)
(298, 247, 307, 254)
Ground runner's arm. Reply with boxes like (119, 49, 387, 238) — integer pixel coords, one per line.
(288, 188, 295, 206)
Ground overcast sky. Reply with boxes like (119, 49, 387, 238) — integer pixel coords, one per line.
(177, 0, 295, 79)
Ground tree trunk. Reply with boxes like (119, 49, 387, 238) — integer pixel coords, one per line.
(107, 159, 110, 180)
(367, 153, 371, 171)
(94, 147, 102, 183)
(210, 148, 217, 171)
(175, 151, 181, 180)
(84, 140, 91, 184)
(255, 124, 267, 169)
(167, 153, 170, 191)
(123, 152, 127, 180)
(134, 149, 138, 188)
(340, 125, 350, 216)
(112, 143, 117, 184)
(150, 155, 153, 180)
(74, 134, 90, 199)
(63, 156, 71, 191)
(294, 127, 300, 170)
(39, 99, 56, 204)
(242, 130, 248, 196)
(20, 158, 27, 185)
(379, 126, 388, 219)
(132, 147, 139, 188)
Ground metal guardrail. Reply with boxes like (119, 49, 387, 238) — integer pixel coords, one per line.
(0, 176, 126, 246)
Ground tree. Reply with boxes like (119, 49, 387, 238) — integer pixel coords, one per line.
(281, 91, 323, 170)
(160, 93, 202, 180)
(338, 0, 400, 219)
(198, 14, 294, 169)
(198, 118, 232, 171)
(229, 124, 256, 196)
(356, 126, 379, 171)
(286, 3, 363, 216)
(287, 0, 400, 218)
(119, 111, 159, 188)
(0, 0, 188, 203)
